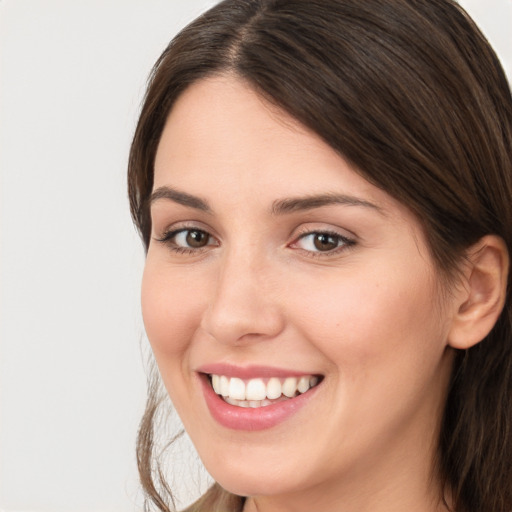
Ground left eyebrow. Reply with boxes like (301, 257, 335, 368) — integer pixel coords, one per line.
(271, 193, 385, 215)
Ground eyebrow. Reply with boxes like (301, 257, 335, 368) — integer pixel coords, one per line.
(271, 193, 384, 215)
(149, 186, 212, 213)
(149, 186, 383, 216)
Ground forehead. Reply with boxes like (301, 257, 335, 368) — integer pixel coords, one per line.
(153, 76, 404, 220)
(154, 76, 325, 184)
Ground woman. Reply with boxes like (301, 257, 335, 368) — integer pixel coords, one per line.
(128, 0, 512, 511)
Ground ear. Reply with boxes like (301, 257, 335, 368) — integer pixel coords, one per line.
(448, 235, 509, 350)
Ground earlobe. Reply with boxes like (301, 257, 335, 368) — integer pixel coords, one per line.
(448, 235, 509, 350)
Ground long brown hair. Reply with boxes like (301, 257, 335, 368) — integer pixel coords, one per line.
(128, 1, 512, 510)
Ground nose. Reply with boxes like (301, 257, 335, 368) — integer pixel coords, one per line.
(200, 249, 285, 346)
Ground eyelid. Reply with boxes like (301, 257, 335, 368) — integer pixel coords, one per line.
(153, 223, 219, 254)
(288, 226, 356, 257)
(152, 221, 356, 257)
(153, 219, 217, 240)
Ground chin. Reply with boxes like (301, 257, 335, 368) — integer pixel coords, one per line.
(202, 456, 301, 497)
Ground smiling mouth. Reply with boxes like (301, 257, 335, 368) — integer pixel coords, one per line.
(207, 374, 323, 408)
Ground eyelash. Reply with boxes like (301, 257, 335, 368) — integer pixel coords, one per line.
(291, 229, 355, 258)
(155, 227, 355, 258)
(155, 228, 217, 255)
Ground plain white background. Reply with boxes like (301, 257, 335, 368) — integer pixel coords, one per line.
(0, 1, 511, 511)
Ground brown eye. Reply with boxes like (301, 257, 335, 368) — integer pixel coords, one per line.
(185, 229, 210, 248)
(313, 233, 339, 251)
(293, 231, 353, 255)
(159, 228, 216, 252)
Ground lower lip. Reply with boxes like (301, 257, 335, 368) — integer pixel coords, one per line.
(199, 374, 319, 431)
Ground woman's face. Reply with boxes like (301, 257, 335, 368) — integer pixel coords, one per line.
(142, 77, 457, 506)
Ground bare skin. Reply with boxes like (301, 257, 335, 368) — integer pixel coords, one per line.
(143, 76, 508, 512)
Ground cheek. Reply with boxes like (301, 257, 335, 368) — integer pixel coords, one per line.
(289, 262, 445, 373)
(286, 264, 451, 450)
(141, 260, 205, 359)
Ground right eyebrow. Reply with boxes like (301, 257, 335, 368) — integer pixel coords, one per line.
(149, 186, 212, 213)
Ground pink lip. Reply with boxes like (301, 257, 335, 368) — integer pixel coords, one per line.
(197, 370, 321, 431)
(196, 363, 315, 380)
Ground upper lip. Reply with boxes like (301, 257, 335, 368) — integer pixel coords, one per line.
(196, 363, 320, 380)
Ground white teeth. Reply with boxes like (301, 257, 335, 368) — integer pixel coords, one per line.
(282, 377, 298, 398)
(266, 377, 282, 400)
(246, 378, 267, 401)
(209, 373, 321, 405)
(211, 374, 221, 394)
(297, 376, 310, 393)
(225, 397, 273, 408)
(220, 375, 230, 397)
(228, 377, 246, 400)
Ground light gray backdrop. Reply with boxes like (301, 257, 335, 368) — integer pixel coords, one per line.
(1, 1, 511, 511)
